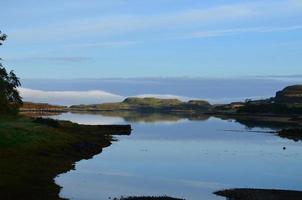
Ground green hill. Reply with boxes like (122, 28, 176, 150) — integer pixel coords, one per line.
(275, 85, 302, 104)
(70, 97, 212, 113)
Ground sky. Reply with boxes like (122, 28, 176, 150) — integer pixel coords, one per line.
(0, 0, 302, 79)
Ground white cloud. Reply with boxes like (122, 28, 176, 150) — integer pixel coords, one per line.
(65, 40, 142, 49)
(19, 87, 198, 105)
(9, 1, 302, 43)
(6, 56, 91, 63)
(19, 88, 124, 106)
(19, 87, 266, 106)
(135, 94, 193, 101)
(182, 25, 302, 39)
(19, 88, 202, 106)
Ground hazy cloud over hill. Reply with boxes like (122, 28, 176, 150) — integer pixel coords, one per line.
(19, 88, 124, 106)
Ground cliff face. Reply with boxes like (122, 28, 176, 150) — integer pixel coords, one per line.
(275, 85, 302, 104)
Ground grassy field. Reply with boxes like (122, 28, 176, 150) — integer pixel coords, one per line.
(0, 116, 130, 200)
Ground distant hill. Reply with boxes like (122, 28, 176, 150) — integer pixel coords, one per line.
(21, 102, 67, 112)
(235, 85, 302, 114)
(275, 85, 302, 104)
(70, 97, 212, 113)
(22, 85, 302, 116)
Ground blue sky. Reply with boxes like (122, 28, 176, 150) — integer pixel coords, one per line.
(1, 0, 302, 78)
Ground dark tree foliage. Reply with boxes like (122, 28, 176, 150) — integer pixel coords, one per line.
(0, 31, 23, 115)
(0, 31, 7, 46)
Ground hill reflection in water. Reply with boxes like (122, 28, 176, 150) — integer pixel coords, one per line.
(51, 112, 302, 200)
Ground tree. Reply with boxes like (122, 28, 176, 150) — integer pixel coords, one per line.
(0, 31, 7, 46)
(0, 31, 23, 115)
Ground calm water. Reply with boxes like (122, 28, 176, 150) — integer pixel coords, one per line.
(52, 113, 302, 200)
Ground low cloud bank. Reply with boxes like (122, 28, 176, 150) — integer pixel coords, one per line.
(19, 87, 267, 106)
(135, 94, 192, 101)
(19, 88, 124, 106)
(19, 88, 197, 106)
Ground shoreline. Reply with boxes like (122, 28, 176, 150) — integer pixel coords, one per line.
(22, 109, 302, 127)
(214, 188, 302, 200)
(0, 116, 131, 200)
(2, 112, 302, 199)
(22, 110, 302, 141)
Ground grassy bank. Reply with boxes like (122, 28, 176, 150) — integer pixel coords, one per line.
(0, 116, 130, 200)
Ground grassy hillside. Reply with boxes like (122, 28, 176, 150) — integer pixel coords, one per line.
(0, 116, 130, 200)
(275, 85, 302, 104)
(213, 85, 302, 115)
(70, 97, 212, 113)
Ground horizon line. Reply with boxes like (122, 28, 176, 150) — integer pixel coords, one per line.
(20, 75, 302, 81)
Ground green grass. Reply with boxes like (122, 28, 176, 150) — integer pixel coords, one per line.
(70, 97, 211, 113)
(0, 115, 117, 200)
(123, 97, 183, 106)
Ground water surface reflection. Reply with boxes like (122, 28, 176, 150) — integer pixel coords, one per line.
(52, 113, 302, 200)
